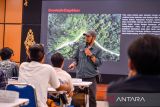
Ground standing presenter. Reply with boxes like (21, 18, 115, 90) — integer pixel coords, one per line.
(69, 30, 102, 107)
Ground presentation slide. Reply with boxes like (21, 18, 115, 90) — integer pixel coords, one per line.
(47, 14, 120, 61)
(41, 0, 160, 75)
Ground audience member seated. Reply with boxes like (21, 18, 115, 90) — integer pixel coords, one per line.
(108, 34, 160, 93)
(18, 44, 70, 107)
(51, 52, 74, 105)
(0, 69, 8, 90)
(0, 47, 19, 79)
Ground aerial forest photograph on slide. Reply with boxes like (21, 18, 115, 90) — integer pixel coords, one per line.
(47, 14, 121, 61)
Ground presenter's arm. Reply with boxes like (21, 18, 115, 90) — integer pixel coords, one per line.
(85, 48, 102, 66)
(92, 49, 102, 66)
(90, 55, 96, 63)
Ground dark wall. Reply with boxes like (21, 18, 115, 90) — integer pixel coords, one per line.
(20, 0, 42, 62)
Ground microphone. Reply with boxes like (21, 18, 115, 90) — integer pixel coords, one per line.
(85, 42, 92, 57)
(85, 42, 89, 48)
(85, 42, 91, 49)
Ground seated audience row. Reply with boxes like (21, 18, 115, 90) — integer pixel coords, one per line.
(18, 44, 71, 107)
(0, 34, 160, 107)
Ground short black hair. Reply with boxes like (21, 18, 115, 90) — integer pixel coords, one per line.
(128, 34, 160, 75)
(0, 47, 13, 60)
(51, 52, 64, 68)
(29, 44, 44, 62)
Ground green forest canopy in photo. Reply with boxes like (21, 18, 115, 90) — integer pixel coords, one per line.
(47, 14, 121, 61)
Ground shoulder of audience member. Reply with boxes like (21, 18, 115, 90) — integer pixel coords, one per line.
(20, 62, 29, 66)
(107, 77, 129, 93)
(10, 61, 18, 66)
(42, 63, 55, 70)
(61, 69, 72, 78)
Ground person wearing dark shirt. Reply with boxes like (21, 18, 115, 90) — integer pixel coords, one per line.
(69, 30, 102, 107)
(108, 34, 160, 93)
(0, 47, 19, 79)
(0, 69, 8, 90)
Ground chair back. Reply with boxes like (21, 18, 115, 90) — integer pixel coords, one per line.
(6, 83, 37, 107)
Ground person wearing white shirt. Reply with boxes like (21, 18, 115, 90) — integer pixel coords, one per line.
(51, 52, 74, 105)
(19, 44, 70, 107)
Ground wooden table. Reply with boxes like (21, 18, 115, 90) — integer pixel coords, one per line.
(0, 98, 29, 107)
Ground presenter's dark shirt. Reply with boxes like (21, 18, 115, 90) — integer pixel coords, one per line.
(108, 75, 160, 93)
(73, 43, 102, 78)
